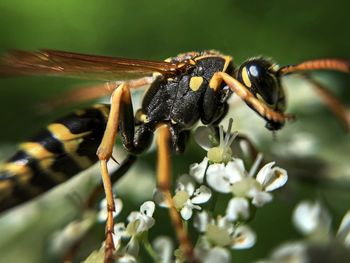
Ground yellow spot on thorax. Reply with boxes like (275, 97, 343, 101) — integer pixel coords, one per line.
(189, 76, 204, 91)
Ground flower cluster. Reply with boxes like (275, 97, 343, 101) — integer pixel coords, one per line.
(78, 119, 290, 262)
(258, 200, 350, 263)
(191, 119, 288, 221)
(150, 119, 288, 262)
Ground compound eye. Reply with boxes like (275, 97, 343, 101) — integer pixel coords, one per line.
(238, 60, 279, 106)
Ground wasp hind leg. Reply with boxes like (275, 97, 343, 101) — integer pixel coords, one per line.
(157, 125, 195, 262)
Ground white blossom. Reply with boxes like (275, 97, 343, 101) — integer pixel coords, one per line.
(194, 211, 256, 250)
(256, 242, 308, 263)
(153, 236, 174, 263)
(189, 157, 209, 184)
(292, 200, 331, 240)
(293, 201, 350, 248)
(154, 175, 211, 220)
(97, 197, 123, 222)
(50, 211, 96, 254)
(337, 210, 350, 248)
(206, 158, 246, 193)
(113, 201, 156, 258)
(207, 157, 287, 208)
(226, 197, 250, 222)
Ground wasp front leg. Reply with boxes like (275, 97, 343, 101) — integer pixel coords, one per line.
(96, 78, 152, 263)
(209, 72, 294, 128)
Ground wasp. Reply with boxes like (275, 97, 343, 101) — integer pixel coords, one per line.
(0, 49, 349, 262)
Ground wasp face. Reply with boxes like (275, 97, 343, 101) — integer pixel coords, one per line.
(237, 58, 286, 130)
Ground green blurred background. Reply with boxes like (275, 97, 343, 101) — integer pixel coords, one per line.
(0, 0, 349, 262)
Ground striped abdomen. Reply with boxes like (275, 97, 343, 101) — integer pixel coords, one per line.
(0, 104, 110, 212)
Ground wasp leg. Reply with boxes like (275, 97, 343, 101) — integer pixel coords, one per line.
(300, 74, 350, 131)
(62, 155, 138, 263)
(157, 125, 195, 262)
(118, 88, 155, 154)
(209, 72, 294, 124)
(96, 81, 147, 263)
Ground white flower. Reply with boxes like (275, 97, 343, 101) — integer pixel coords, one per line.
(293, 201, 350, 248)
(154, 175, 211, 220)
(292, 200, 331, 240)
(207, 156, 288, 207)
(207, 119, 238, 164)
(113, 201, 156, 258)
(50, 211, 96, 254)
(194, 118, 238, 164)
(97, 197, 123, 222)
(174, 175, 212, 220)
(206, 158, 246, 193)
(256, 242, 308, 263)
(195, 241, 231, 263)
(337, 210, 350, 248)
(226, 197, 250, 222)
(194, 211, 256, 250)
(189, 157, 209, 184)
(153, 236, 174, 263)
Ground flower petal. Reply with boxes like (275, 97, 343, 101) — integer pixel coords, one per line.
(126, 237, 140, 257)
(153, 188, 168, 208)
(137, 216, 155, 233)
(191, 185, 212, 204)
(176, 174, 196, 196)
(337, 210, 350, 247)
(140, 201, 155, 217)
(189, 157, 209, 184)
(118, 254, 137, 263)
(225, 159, 246, 183)
(114, 222, 128, 238)
(194, 125, 219, 150)
(206, 163, 232, 193)
(127, 211, 140, 223)
(249, 189, 273, 207)
(231, 225, 256, 249)
(292, 201, 331, 236)
(226, 197, 250, 221)
(255, 162, 274, 184)
(181, 205, 193, 220)
(203, 247, 231, 263)
(256, 163, 288, 191)
(270, 242, 308, 263)
(153, 236, 174, 263)
(97, 198, 123, 222)
(194, 211, 210, 233)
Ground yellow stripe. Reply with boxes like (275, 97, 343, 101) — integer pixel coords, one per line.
(48, 123, 93, 169)
(62, 138, 92, 168)
(242, 66, 252, 88)
(20, 142, 55, 160)
(48, 123, 91, 141)
(1, 161, 33, 184)
(20, 142, 67, 182)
